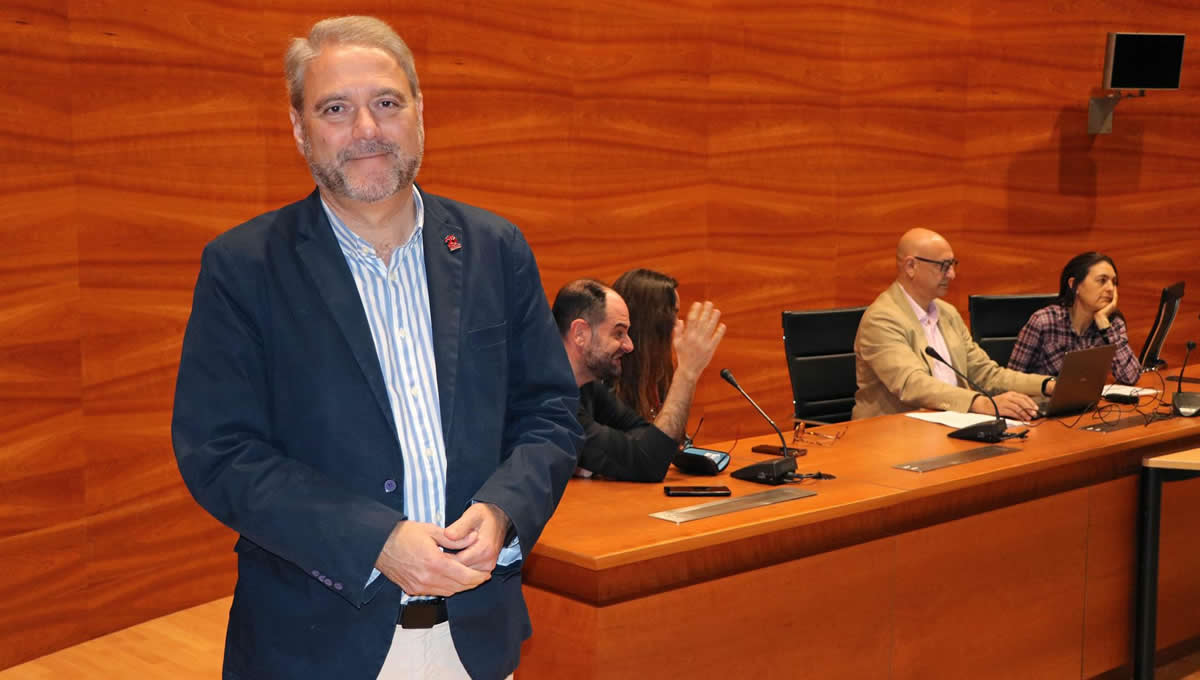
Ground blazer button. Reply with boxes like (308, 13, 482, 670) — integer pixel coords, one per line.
(311, 569, 321, 578)
(384, 479, 397, 493)
(334, 582, 343, 591)
(323, 577, 333, 586)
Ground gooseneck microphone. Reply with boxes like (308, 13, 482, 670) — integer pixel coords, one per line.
(1175, 341, 1196, 395)
(719, 368, 803, 456)
(1173, 340, 1199, 417)
(923, 347, 1009, 442)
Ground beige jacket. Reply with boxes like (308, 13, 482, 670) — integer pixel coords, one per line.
(852, 282, 1048, 419)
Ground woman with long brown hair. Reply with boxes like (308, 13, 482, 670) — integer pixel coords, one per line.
(612, 268, 681, 419)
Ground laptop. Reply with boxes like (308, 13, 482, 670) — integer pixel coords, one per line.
(1035, 344, 1118, 418)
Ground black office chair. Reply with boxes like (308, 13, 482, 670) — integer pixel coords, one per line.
(1138, 281, 1185, 371)
(967, 293, 1058, 365)
(781, 307, 866, 425)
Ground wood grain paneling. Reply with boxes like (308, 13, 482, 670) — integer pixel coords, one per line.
(521, 538, 895, 680)
(1158, 476, 1200, 651)
(4, 0, 1200, 669)
(0, 0, 86, 669)
(893, 488, 1090, 679)
(67, 0, 265, 650)
(0, 524, 89, 670)
(1083, 476, 1139, 679)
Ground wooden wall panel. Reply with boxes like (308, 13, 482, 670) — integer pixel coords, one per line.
(69, 0, 268, 646)
(1082, 474, 1200, 678)
(0, 0, 87, 669)
(4, 0, 1200, 668)
(706, 21, 843, 425)
(520, 537, 895, 680)
(892, 487, 1089, 680)
(1157, 476, 1200, 651)
(1082, 476, 1138, 679)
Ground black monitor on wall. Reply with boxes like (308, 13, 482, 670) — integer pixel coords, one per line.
(1103, 33, 1186, 90)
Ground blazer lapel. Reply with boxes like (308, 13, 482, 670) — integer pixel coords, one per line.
(420, 192, 464, 447)
(939, 307, 968, 387)
(293, 191, 399, 439)
(887, 282, 935, 375)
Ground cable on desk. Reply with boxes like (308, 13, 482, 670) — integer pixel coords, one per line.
(1026, 369, 1175, 431)
(1025, 401, 1102, 430)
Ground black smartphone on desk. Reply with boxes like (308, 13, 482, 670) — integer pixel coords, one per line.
(663, 485, 731, 497)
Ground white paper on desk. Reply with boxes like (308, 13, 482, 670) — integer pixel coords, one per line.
(1102, 384, 1157, 397)
(905, 411, 1027, 429)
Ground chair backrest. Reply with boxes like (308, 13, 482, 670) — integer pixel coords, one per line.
(967, 293, 1058, 365)
(781, 307, 867, 424)
(1138, 281, 1185, 371)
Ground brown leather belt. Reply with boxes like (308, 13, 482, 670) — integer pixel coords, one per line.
(398, 598, 448, 629)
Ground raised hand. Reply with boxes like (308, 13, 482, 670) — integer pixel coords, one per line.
(673, 301, 727, 382)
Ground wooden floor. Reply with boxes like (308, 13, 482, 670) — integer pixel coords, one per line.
(0, 598, 229, 679)
(0, 595, 1197, 679)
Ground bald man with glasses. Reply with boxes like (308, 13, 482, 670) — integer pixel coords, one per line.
(852, 228, 1054, 420)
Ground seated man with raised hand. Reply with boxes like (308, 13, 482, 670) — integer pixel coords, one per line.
(551, 279, 725, 482)
(853, 228, 1055, 421)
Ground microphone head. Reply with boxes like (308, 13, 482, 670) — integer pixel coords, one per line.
(924, 346, 943, 361)
(719, 368, 737, 387)
(1189, 340, 1197, 351)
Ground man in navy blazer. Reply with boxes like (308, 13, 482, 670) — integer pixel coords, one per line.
(172, 16, 582, 680)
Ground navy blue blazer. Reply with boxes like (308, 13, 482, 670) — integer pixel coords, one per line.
(172, 188, 582, 680)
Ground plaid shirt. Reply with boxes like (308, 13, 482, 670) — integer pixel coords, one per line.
(1007, 303, 1141, 385)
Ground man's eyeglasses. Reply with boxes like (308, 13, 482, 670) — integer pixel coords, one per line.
(792, 420, 847, 448)
(912, 256, 959, 274)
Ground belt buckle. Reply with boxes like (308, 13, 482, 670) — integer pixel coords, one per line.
(398, 598, 447, 629)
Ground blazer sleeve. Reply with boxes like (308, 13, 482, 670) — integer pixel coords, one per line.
(576, 385, 677, 483)
(172, 241, 404, 606)
(856, 304, 980, 413)
(470, 228, 583, 561)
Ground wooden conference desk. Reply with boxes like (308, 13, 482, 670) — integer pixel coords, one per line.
(517, 390, 1200, 679)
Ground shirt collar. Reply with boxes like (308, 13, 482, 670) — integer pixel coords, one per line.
(321, 185, 425, 263)
(900, 286, 939, 325)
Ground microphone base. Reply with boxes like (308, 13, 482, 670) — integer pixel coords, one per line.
(731, 457, 798, 485)
(947, 420, 1008, 443)
(1173, 392, 1200, 417)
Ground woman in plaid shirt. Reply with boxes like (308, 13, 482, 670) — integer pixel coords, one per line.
(1008, 252, 1142, 385)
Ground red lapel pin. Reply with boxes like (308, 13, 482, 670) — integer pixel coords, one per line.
(444, 235, 462, 252)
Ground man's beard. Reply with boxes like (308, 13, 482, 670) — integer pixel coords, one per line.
(583, 344, 623, 384)
(302, 133, 423, 203)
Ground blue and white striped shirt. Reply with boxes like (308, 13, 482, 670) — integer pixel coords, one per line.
(324, 190, 446, 593)
(323, 187, 517, 595)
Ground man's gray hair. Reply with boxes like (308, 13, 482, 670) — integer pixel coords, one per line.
(285, 16, 421, 112)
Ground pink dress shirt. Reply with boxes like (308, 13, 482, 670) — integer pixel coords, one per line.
(901, 288, 958, 388)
